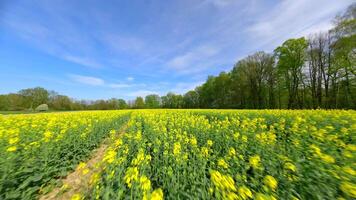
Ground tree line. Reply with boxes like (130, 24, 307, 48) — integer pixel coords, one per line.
(0, 4, 354, 111)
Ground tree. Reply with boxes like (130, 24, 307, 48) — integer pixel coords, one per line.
(329, 3, 356, 108)
(18, 87, 49, 109)
(134, 97, 145, 109)
(161, 92, 183, 108)
(230, 52, 275, 108)
(274, 37, 308, 109)
(145, 94, 161, 108)
(183, 90, 199, 108)
(49, 94, 72, 110)
(117, 99, 128, 109)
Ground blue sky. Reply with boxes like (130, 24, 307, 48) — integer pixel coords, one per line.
(0, 0, 353, 100)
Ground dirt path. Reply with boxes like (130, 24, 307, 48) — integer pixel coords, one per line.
(40, 125, 127, 200)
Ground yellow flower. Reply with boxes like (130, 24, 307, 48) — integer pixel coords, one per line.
(90, 173, 100, 185)
(346, 144, 356, 151)
(115, 138, 123, 147)
(6, 146, 17, 152)
(124, 167, 139, 188)
(321, 154, 335, 164)
(342, 166, 356, 176)
(139, 175, 151, 191)
(77, 162, 86, 170)
(103, 149, 117, 163)
(249, 155, 261, 169)
(207, 140, 213, 146)
(9, 137, 19, 145)
(71, 193, 82, 200)
(173, 142, 181, 155)
(201, 147, 209, 157)
(238, 186, 252, 199)
(284, 162, 297, 172)
(255, 193, 277, 200)
(226, 191, 239, 200)
(263, 175, 278, 191)
(44, 130, 53, 142)
(151, 188, 164, 200)
(218, 158, 229, 169)
(229, 147, 236, 156)
(82, 168, 90, 175)
(241, 135, 248, 143)
(340, 181, 356, 198)
(210, 170, 236, 191)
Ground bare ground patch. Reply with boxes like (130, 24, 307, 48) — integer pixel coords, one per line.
(39, 125, 127, 200)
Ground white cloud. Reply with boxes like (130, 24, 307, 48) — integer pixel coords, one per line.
(69, 74, 105, 86)
(247, 0, 353, 51)
(127, 76, 134, 81)
(108, 83, 131, 88)
(63, 55, 102, 68)
(167, 45, 219, 72)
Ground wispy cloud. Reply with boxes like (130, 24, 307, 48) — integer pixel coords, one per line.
(69, 74, 143, 89)
(247, 0, 353, 50)
(167, 45, 220, 73)
(127, 76, 134, 81)
(69, 74, 105, 86)
(108, 83, 131, 88)
(63, 55, 102, 68)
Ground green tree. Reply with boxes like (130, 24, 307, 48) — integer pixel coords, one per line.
(274, 37, 308, 109)
(18, 87, 49, 109)
(117, 99, 128, 109)
(134, 97, 145, 109)
(183, 90, 199, 108)
(145, 94, 161, 108)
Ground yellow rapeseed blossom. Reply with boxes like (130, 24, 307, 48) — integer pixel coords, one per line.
(139, 175, 151, 191)
(218, 158, 229, 169)
(44, 130, 53, 142)
(263, 175, 278, 191)
(238, 186, 253, 199)
(124, 167, 139, 188)
(210, 170, 236, 191)
(103, 149, 117, 164)
(249, 155, 261, 169)
(320, 154, 335, 164)
(255, 193, 277, 200)
(229, 147, 236, 156)
(201, 147, 209, 157)
(6, 146, 17, 152)
(207, 140, 213, 146)
(71, 193, 82, 200)
(342, 166, 356, 176)
(340, 181, 356, 198)
(284, 162, 297, 172)
(8, 137, 19, 145)
(173, 142, 181, 155)
(151, 188, 164, 200)
(77, 162, 86, 170)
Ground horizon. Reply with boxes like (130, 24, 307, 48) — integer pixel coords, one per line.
(0, 0, 353, 101)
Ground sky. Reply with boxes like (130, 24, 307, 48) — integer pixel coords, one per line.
(0, 0, 353, 100)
